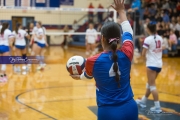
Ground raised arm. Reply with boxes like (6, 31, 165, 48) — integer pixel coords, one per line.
(111, 0, 134, 61)
(111, 0, 133, 38)
(111, 0, 127, 23)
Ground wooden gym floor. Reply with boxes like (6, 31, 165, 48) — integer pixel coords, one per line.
(0, 46, 180, 120)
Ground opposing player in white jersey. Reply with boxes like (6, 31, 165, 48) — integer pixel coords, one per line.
(85, 23, 97, 57)
(0, 22, 14, 82)
(136, 22, 163, 113)
(12, 23, 29, 72)
(32, 21, 48, 69)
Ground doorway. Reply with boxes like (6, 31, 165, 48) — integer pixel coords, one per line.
(12, 16, 34, 30)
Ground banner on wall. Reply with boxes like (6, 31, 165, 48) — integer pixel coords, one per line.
(60, 0, 74, 6)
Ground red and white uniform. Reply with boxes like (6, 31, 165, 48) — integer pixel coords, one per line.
(143, 35, 163, 68)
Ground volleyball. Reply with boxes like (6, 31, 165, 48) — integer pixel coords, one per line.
(66, 56, 86, 75)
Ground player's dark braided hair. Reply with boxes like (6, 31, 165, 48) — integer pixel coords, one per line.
(101, 22, 121, 87)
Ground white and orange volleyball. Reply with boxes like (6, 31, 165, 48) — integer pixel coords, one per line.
(66, 56, 86, 75)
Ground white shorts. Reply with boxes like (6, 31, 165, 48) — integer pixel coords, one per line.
(87, 39, 96, 44)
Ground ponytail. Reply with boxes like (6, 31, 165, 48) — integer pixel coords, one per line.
(15, 23, 21, 34)
(1, 22, 9, 35)
(110, 40, 120, 87)
(101, 22, 121, 87)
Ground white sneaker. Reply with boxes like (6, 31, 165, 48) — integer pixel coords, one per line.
(22, 65, 27, 70)
(22, 71, 27, 75)
(136, 99, 147, 108)
(17, 66, 21, 72)
(3, 75, 8, 82)
(13, 66, 18, 73)
(27, 64, 31, 67)
(37, 66, 44, 71)
(150, 106, 162, 113)
(40, 63, 46, 67)
(0, 76, 4, 82)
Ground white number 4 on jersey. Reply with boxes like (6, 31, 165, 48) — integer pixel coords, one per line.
(109, 63, 121, 77)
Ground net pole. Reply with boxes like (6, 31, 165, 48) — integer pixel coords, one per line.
(113, 9, 117, 23)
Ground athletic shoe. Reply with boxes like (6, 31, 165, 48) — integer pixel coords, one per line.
(136, 99, 147, 108)
(40, 63, 46, 68)
(3, 75, 8, 82)
(22, 65, 27, 70)
(150, 106, 162, 113)
(0, 76, 4, 82)
(17, 66, 21, 72)
(37, 66, 44, 71)
(13, 66, 18, 73)
(27, 64, 31, 70)
(22, 71, 27, 75)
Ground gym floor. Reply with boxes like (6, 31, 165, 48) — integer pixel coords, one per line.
(0, 47, 180, 120)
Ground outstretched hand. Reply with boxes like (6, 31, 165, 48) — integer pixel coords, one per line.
(70, 74, 81, 80)
(111, 0, 125, 12)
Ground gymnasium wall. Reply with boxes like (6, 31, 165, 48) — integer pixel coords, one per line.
(0, 9, 87, 25)
(61, 0, 111, 8)
(0, 0, 110, 27)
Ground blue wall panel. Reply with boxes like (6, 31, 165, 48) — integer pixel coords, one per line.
(0, 20, 12, 31)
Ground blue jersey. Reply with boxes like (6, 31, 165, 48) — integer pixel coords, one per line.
(84, 32, 134, 107)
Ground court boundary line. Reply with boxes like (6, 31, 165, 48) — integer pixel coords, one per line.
(16, 91, 58, 120)
(15, 85, 180, 120)
(15, 86, 180, 104)
(2, 84, 180, 96)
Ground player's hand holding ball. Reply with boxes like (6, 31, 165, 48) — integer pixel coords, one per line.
(66, 56, 86, 80)
(70, 74, 80, 80)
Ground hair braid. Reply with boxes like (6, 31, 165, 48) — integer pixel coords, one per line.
(111, 41, 120, 88)
(101, 22, 121, 88)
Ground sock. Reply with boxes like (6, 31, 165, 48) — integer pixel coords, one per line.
(39, 56, 44, 65)
(141, 96, 147, 103)
(1, 64, 6, 71)
(22, 54, 27, 59)
(154, 101, 160, 108)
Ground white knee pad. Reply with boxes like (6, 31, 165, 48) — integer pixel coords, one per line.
(36, 55, 44, 64)
(36, 55, 40, 59)
(92, 51, 96, 55)
(40, 56, 44, 64)
(31, 51, 35, 56)
(150, 86, 156, 92)
(1, 64, 6, 71)
(146, 83, 150, 89)
(95, 48, 98, 53)
(86, 52, 90, 55)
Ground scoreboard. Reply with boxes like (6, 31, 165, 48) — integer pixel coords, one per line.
(0, 0, 74, 7)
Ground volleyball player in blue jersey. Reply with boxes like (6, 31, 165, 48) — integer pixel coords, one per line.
(70, 0, 138, 120)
